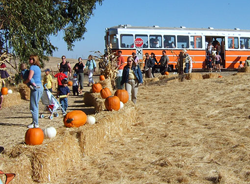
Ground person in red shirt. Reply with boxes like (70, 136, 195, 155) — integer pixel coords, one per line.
(116, 51, 126, 89)
(54, 68, 68, 88)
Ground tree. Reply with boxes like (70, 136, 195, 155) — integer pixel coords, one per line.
(0, 0, 103, 66)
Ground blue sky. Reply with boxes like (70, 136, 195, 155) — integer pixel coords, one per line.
(50, 0, 250, 59)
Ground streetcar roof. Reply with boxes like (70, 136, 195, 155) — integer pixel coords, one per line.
(106, 25, 250, 33)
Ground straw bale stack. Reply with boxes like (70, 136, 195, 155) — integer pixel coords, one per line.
(2, 92, 22, 108)
(83, 92, 101, 106)
(202, 73, 220, 79)
(78, 100, 136, 155)
(18, 83, 30, 100)
(185, 73, 203, 80)
(83, 92, 106, 112)
(8, 131, 82, 183)
(0, 153, 33, 184)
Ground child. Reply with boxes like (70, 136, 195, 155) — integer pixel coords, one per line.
(54, 68, 68, 88)
(20, 63, 37, 90)
(58, 79, 70, 114)
(72, 73, 79, 96)
(238, 61, 244, 68)
(43, 69, 53, 92)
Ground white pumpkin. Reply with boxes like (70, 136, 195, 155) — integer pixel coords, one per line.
(8, 89, 13, 94)
(43, 127, 57, 139)
(120, 101, 124, 109)
(87, 115, 96, 125)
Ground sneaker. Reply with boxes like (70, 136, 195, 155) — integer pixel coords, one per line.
(27, 123, 39, 128)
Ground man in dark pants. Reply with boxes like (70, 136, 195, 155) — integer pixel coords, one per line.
(159, 50, 169, 75)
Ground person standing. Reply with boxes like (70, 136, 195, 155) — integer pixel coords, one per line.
(159, 50, 169, 74)
(57, 79, 70, 114)
(183, 49, 193, 73)
(24, 55, 43, 128)
(116, 51, 126, 89)
(72, 73, 79, 96)
(43, 69, 53, 92)
(151, 52, 158, 77)
(73, 57, 85, 94)
(85, 55, 96, 86)
(132, 52, 139, 65)
(144, 53, 154, 78)
(121, 56, 143, 104)
(60, 55, 72, 77)
(215, 51, 222, 72)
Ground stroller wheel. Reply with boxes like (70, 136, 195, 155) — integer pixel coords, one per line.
(40, 114, 44, 118)
(54, 113, 59, 117)
(49, 115, 53, 120)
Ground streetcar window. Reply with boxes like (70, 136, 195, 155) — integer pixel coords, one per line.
(120, 34, 134, 48)
(149, 35, 162, 48)
(110, 34, 118, 49)
(135, 35, 148, 48)
(163, 35, 176, 48)
(228, 37, 239, 49)
(190, 36, 202, 49)
(240, 37, 250, 49)
(177, 36, 189, 49)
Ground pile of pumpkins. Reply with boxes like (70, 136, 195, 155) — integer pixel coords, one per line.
(92, 75, 129, 111)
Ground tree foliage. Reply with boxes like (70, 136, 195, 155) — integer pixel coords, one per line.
(0, 0, 103, 65)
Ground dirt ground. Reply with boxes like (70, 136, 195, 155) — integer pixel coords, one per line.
(1, 57, 250, 183)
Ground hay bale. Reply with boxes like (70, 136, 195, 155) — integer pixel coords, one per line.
(99, 78, 114, 92)
(185, 73, 203, 80)
(238, 66, 250, 73)
(8, 130, 82, 183)
(83, 92, 101, 106)
(143, 77, 159, 85)
(2, 92, 22, 108)
(18, 83, 30, 100)
(202, 73, 220, 79)
(0, 154, 33, 184)
(78, 101, 136, 155)
(93, 98, 106, 112)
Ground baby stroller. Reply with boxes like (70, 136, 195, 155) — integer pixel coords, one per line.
(40, 84, 66, 120)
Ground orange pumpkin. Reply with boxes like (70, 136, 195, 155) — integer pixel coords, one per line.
(1, 87, 8, 95)
(92, 83, 102, 93)
(100, 87, 112, 99)
(68, 81, 73, 86)
(25, 128, 44, 145)
(114, 89, 129, 104)
(64, 110, 87, 127)
(99, 75, 105, 81)
(218, 75, 223, 78)
(164, 71, 169, 75)
(105, 96, 120, 111)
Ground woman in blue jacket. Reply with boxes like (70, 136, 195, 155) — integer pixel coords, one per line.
(121, 56, 143, 104)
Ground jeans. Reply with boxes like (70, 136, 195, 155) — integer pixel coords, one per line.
(77, 73, 84, 89)
(30, 85, 43, 125)
(185, 63, 189, 73)
(125, 79, 139, 104)
(60, 98, 68, 112)
(88, 69, 94, 84)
